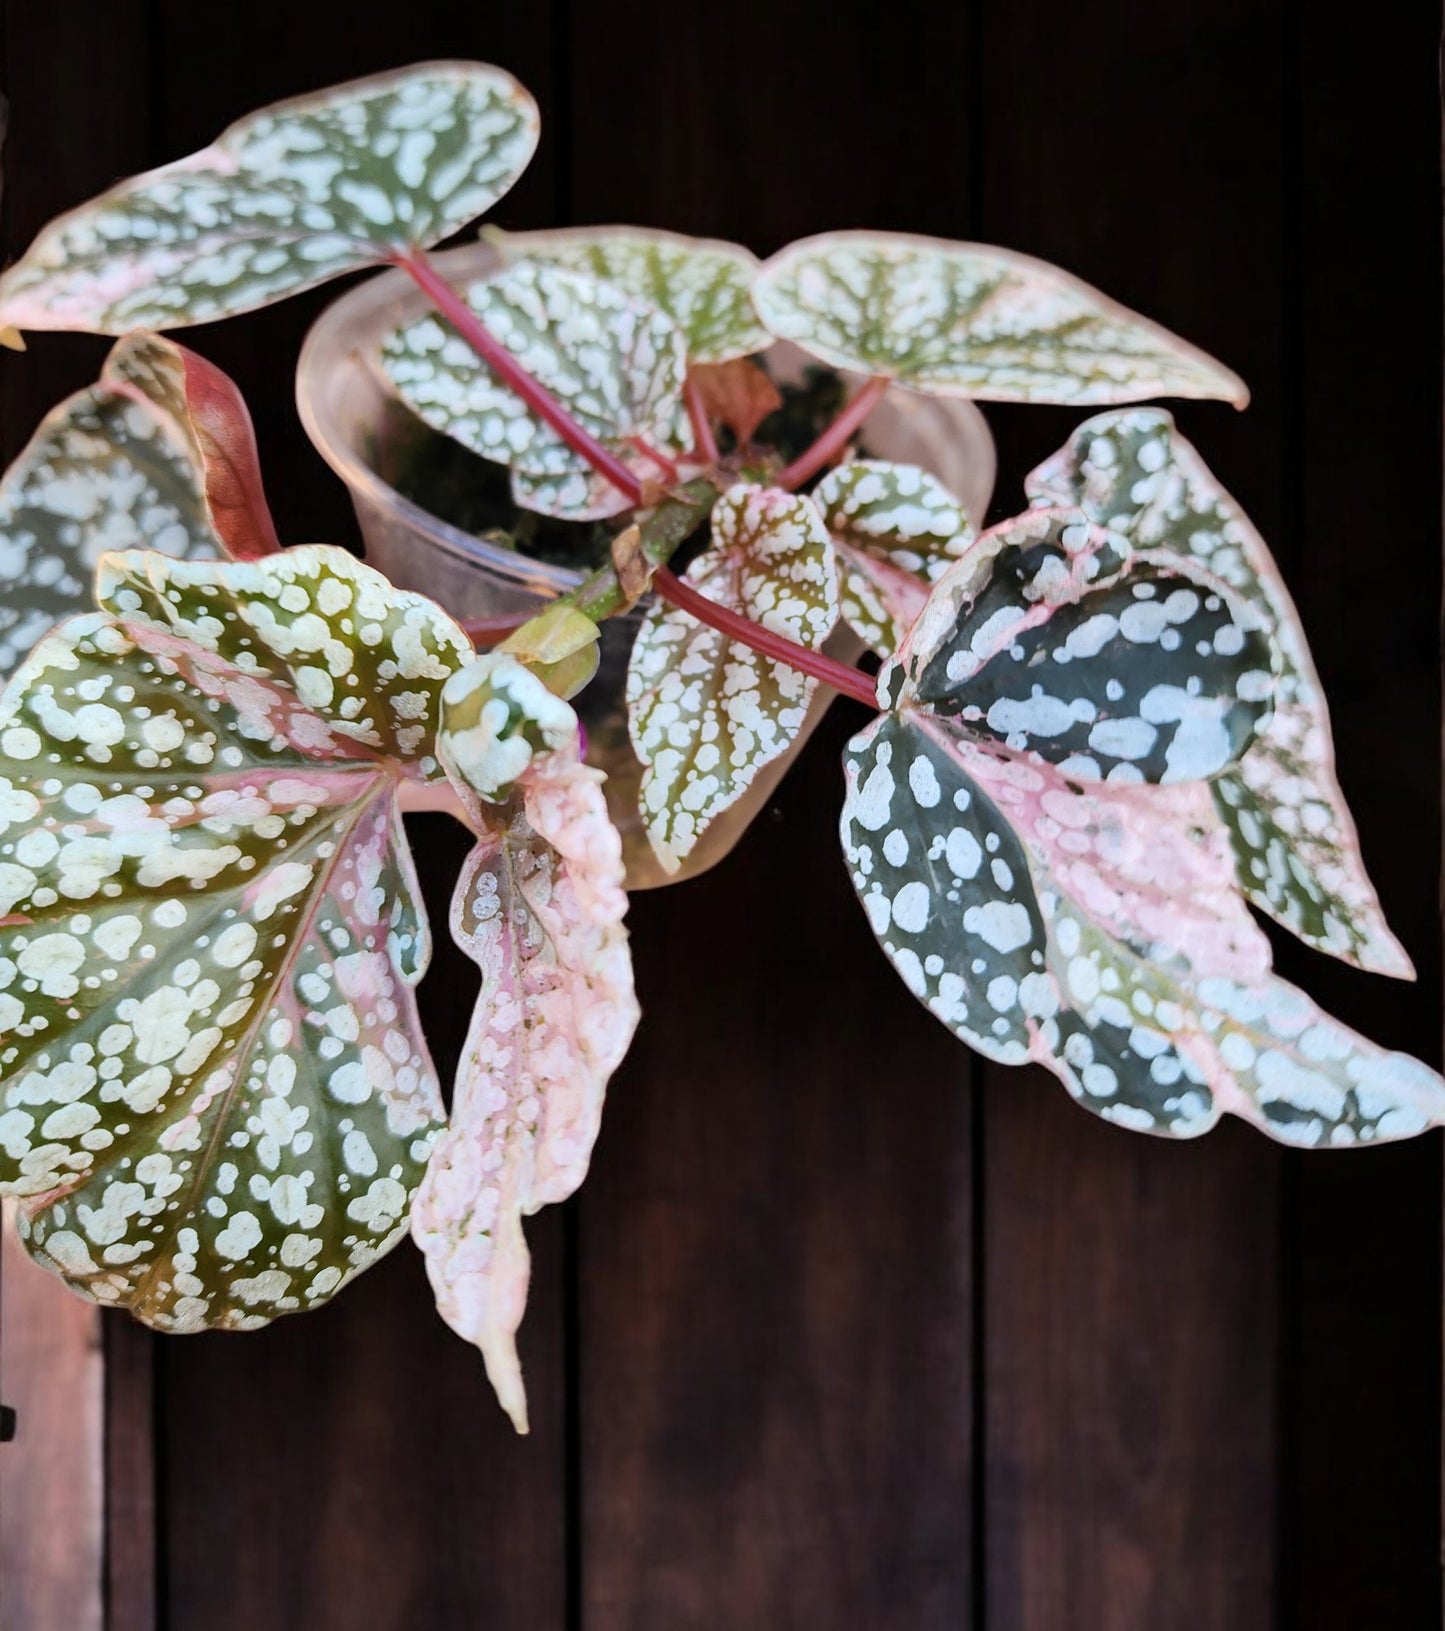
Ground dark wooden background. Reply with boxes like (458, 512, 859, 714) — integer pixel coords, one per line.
(0, 3, 1440, 1628)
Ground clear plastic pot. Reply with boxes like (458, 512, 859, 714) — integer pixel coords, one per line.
(296, 242, 996, 888)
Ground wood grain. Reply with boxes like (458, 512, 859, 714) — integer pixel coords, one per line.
(975, 2, 1291, 1625)
(566, 6, 979, 1626)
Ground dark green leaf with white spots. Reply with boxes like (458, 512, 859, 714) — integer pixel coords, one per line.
(810, 459, 975, 655)
(1027, 409, 1409, 975)
(383, 262, 689, 520)
(487, 225, 768, 362)
(840, 713, 1445, 1144)
(0, 546, 475, 1328)
(0, 63, 540, 334)
(753, 232, 1249, 405)
(897, 508, 1276, 785)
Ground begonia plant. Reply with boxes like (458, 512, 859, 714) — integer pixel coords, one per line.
(0, 62, 1437, 1433)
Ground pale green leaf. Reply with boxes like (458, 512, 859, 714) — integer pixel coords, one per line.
(841, 714, 1445, 1145)
(0, 62, 539, 333)
(0, 546, 475, 1328)
(1027, 408, 1410, 976)
(415, 655, 637, 1432)
(627, 484, 839, 871)
(488, 225, 769, 362)
(811, 458, 975, 654)
(753, 231, 1248, 406)
(383, 261, 689, 520)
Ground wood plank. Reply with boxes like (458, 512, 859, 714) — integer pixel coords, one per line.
(0, 1202, 106, 1631)
(567, 6, 978, 1626)
(1283, 1, 1443, 1623)
(0, 7, 153, 1627)
(975, 2, 1289, 1625)
(133, 11, 569, 1628)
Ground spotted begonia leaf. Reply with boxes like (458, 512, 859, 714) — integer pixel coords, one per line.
(0, 545, 475, 1329)
(811, 459, 976, 655)
(840, 713, 1445, 1145)
(383, 261, 689, 520)
(752, 232, 1248, 406)
(0, 333, 247, 682)
(626, 484, 839, 871)
(1027, 409, 1409, 976)
(487, 225, 769, 362)
(413, 656, 637, 1432)
(893, 508, 1276, 786)
(0, 63, 539, 334)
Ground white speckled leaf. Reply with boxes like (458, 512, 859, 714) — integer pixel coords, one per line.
(841, 713, 1445, 1145)
(753, 232, 1248, 406)
(891, 507, 1276, 786)
(0, 546, 476, 1328)
(488, 225, 768, 362)
(414, 655, 637, 1432)
(626, 484, 839, 871)
(1027, 408, 1409, 976)
(0, 333, 239, 682)
(384, 261, 690, 520)
(0, 62, 539, 334)
(811, 459, 976, 655)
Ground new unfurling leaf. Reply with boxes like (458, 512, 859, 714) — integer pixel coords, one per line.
(0, 546, 472, 1327)
(0, 63, 539, 334)
(413, 655, 637, 1431)
(752, 231, 1248, 406)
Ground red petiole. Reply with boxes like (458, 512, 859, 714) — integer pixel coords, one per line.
(400, 247, 879, 710)
(651, 567, 878, 708)
(776, 374, 889, 490)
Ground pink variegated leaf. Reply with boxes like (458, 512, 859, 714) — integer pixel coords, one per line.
(0, 64, 539, 334)
(753, 232, 1248, 406)
(841, 713, 1445, 1144)
(811, 459, 976, 655)
(890, 508, 1277, 785)
(413, 655, 637, 1431)
(626, 484, 839, 871)
(0, 546, 474, 1327)
(1027, 408, 1410, 976)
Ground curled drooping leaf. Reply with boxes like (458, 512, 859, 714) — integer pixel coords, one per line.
(626, 484, 839, 871)
(841, 715, 1445, 1145)
(895, 508, 1276, 786)
(0, 546, 473, 1328)
(108, 332, 281, 563)
(752, 231, 1248, 406)
(0, 63, 540, 334)
(811, 459, 975, 655)
(0, 332, 254, 681)
(1027, 408, 1410, 976)
(383, 262, 688, 520)
(687, 358, 783, 447)
(488, 225, 769, 362)
(414, 655, 637, 1431)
